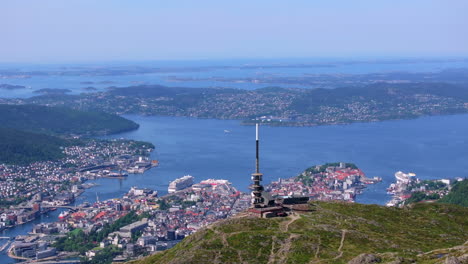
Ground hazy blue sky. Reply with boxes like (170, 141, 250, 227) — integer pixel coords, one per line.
(1, 0, 467, 62)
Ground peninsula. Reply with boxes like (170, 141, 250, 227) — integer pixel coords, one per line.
(9, 81, 468, 127)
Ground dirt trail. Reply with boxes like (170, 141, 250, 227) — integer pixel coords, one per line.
(267, 214, 302, 264)
(280, 213, 300, 232)
(334, 229, 347, 260)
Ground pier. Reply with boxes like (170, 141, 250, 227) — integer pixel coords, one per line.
(0, 240, 11, 252)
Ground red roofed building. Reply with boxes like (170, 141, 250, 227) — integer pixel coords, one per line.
(71, 211, 86, 220)
(93, 211, 107, 222)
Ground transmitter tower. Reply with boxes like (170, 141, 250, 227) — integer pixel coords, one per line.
(250, 123, 265, 208)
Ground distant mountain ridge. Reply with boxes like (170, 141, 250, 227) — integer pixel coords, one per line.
(0, 104, 139, 165)
(18, 82, 468, 126)
(0, 127, 72, 165)
(0, 104, 139, 136)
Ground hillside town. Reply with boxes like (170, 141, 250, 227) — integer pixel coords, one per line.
(4, 161, 466, 263)
(266, 162, 381, 202)
(7, 178, 250, 262)
(0, 139, 156, 230)
(385, 171, 464, 207)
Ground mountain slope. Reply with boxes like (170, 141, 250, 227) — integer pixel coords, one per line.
(0, 127, 71, 165)
(133, 202, 468, 264)
(438, 179, 468, 207)
(0, 104, 138, 136)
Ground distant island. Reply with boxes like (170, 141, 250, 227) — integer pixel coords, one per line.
(99, 80, 115, 84)
(166, 68, 468, 89)
(33, 88, 72, 95)
(0, 58, 467, 78)
(83, 86, 97, 91)
(0, 84, 26, 90)
(11, 80, 468, 127)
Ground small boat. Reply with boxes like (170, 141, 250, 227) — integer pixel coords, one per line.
(224, 130, 231, 133)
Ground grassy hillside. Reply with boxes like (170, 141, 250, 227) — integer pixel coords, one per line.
(439, 179, 468, 207)
(0, 104, 138, 136)
(0, 127, 71, 165)
(133, 202, 468, 264)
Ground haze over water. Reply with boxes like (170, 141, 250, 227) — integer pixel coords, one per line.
(2, 59, 468, 98)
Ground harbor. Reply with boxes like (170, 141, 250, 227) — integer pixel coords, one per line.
(2, 113, 468, 262)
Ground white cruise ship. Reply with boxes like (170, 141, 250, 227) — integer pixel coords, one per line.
(394, 171, 416, 184)
(168, 175, 194, 193)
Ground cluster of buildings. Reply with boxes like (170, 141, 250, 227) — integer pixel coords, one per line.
(0, 139, 155, 230)
(9, 234, 66, 261)
(6, 160, 383, 262)
(266, 163, 381, 202)
(8, 178, 250, 262)
(385, 171, 461, 207)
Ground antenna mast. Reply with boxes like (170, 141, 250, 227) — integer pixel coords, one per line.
(251, 123, 264, 208)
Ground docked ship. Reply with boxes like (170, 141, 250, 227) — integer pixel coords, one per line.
(58, 211, 69, 220)
(386, 171, 417, 207)
(395, 171, 416, 184)
(106, 170, 128, 179)
(168, 175, 194, 193)
(127, 157, 158, 174)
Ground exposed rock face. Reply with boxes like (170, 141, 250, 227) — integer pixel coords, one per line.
(444, 256, 461, 264)
(457, 254, 468, 263)
(347, 254, 381, 264)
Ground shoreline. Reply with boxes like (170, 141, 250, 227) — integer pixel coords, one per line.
(114, 111, 468, 129)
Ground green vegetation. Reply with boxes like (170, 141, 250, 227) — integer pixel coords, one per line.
(0, 127, 72, 165)
(0, 196, 27, 207)
(404, 179, 467, 207)
(126, 140, 155, 156)
(20, 82, 468, 126)
(414, 180, 448, 190)
(132, 202, 468, 264)
(0, 104, 142, 165)
(439, 179, 468, 207)
(405, 191, 440, 204)
(81, 246, 122, 264)
(181, 200, 197, 209)
(54, 211, 141, 254)
(156, 200, 171, 210)
(0, 104, 138, 136)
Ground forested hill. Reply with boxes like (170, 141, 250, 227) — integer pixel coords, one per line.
(0, 104, 138, 136)
(0, 127, 71, 165)
(439, 179, 468, 207)
(21, 82, 468, 126)
(132, 202, 468, 264)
